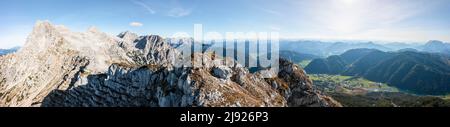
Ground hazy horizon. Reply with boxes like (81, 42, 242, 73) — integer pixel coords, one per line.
(1, 0, 450, 48)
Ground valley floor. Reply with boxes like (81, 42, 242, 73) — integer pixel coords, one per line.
(308, 74, 450, 107)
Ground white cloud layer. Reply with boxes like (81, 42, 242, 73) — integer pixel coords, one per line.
(129, 22, 143, 27)
(284, 0, 445, 42)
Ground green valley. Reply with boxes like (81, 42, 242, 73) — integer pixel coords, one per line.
(309, 74, 398, 95)
(304, 48, 450, 95)
(308, 74, 450, 107)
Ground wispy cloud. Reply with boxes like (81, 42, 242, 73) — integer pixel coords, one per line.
(131, 0, 156, 14)
(167, 7, 191, 18)
(269, 26, 281, 31)
(262, 9, 282, 16)
(289, 0, 433, 34)
(129, 22, 143, 27)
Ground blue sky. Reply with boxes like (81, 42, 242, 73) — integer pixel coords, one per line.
(1, 0, 450, 48)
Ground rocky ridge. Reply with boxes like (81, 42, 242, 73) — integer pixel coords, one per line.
(0, 21, 341, 107)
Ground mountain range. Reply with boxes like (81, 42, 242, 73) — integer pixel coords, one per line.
(279, 40, 391, 57)
(305, 48, 450, 95)
(418, 40, 450, 55)
(278, 50, 319, 64)
(0, 21, 341, 107)
(0, 47, 20, 56)
(279, 40, 450, 57)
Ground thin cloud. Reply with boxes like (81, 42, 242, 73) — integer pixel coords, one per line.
(129, 22, 143, 27)
(292, 0, 431, 34)
(131, 0, 156, 14)
(269, 26, 281, 31)
(168, 8, 191, 18)
(262, 9, 282, 16)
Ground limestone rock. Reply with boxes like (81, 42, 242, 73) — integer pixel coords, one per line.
(0, 21, 340, 107)
(212, 66, 233, 80)
(260, 59, 342, 107)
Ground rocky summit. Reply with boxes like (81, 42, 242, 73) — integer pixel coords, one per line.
(0, 21, 341, 107)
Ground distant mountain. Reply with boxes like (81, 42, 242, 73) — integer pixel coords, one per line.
(324, 42, 390, 56)
(418, 40, 450, 55)
(340, 48, 379, 63)
(383, 42, 420, 51)
(279, 50, 319, 64)
(304, 55, 347, 75)
(305, 48, 450, 95)
(0, 47, 20, 56)
(279, 40, 392, 57)
(397, 48, 419, 52)
(342, 50, 394, 76)
(279, 40, 333, 57)
(279, 40, 450, 57)
(305, 48, 381, 75)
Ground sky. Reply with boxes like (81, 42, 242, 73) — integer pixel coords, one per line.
(1, 0, 450, 48)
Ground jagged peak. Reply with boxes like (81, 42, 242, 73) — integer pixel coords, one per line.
(117, 31, 139, 44)
(117, 31, 137, 38)
(32, 20, 56, 33)
(20, 20, 62, 53)
(87, 26, 100, 33)
(426, 40, 445, 45)
(29, 20, 71, 39)
(34, 20, 53, 27)
(144, 34, 163, 39)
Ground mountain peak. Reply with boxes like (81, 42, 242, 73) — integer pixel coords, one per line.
(118, 31, 133, 37)
(87, 26, 100, 33)
(34, 20, 53, 28)
(21, 20, 63, 54)
(31, 20, 57, 35)
(117, 31, 139, 42)
(426, 40, 445, 45)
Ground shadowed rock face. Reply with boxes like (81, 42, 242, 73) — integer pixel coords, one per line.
(42, 53, 287, 107)
(280, 59, 341, 107)
(261, 59, 342, 107)
(1, 21, 341, 107)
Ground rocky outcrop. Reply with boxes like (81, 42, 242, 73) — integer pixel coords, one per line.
(258, 59, 342, 107)
(41, 53, 286, 107)
(212, 66, 233, 80)
(0, 21, 340, 107)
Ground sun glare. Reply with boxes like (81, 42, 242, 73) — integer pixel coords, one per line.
(341, 0, 356, 5)
(325, 0, 364, 34)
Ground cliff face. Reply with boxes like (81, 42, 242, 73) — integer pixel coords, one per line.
(0, 21, 341, 107)
(260, 59, 342, 107)
(41, 53, 287, 107)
